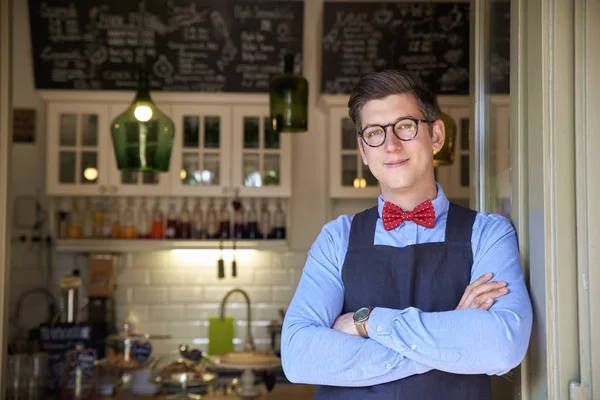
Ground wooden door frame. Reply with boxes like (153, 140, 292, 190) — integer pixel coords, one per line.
(0, 0, 12, 391)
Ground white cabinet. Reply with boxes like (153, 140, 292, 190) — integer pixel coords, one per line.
(44, 95, 293, 198)
(46, 103, 110, 196)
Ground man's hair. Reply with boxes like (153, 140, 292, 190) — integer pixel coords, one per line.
(347, 69, 441, 134)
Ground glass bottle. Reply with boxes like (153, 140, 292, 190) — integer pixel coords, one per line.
(106, 198, 121, 239)
(66, 199, 83, 239)
(137, 198, 151, 239)
(219, 200, 231, 239)
(259, 199, 271, 240)
(232, 199, 245, 239)
(246, 199, 258, 239)
(110, 70, 175, 172)
(180, 198, 191, 239)
(272, 200, 286, 239)
(82, 198, 96, 239)
(268, 53, 308, 133)
(191, 198, 204, 239)
(165, 201, 179, 239)
(151, 198, 165, 239)
(94, 199, 107, 238)
(121, 199, 136, 239)
(206, 199, 218, 239)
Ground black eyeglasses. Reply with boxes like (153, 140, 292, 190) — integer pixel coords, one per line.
(359, 117, 431, 147)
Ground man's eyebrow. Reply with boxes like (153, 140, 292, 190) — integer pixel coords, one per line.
(362, 115, 418, 127)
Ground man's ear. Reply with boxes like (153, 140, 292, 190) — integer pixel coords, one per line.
(358, 137, 368, 165)
(430, 120, 445, 153)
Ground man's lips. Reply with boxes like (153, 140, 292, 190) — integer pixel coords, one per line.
(384, 159, 409, 167)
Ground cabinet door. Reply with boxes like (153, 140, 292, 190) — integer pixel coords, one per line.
(435, 106, 472, 202)
(231, 106, 292, 198)
(46, 103, 109, 196)
(106, 103, 172, 196)
(170, 105, 232, 197)
(329, 107, 380, 198)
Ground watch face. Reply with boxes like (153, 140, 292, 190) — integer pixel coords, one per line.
(353, 307, 370, 322)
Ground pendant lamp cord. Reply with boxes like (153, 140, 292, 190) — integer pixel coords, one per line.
(138, 0, 147, 73)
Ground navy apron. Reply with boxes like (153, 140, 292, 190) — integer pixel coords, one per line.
(315, 203, 491, 400)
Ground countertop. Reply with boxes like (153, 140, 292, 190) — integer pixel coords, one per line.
(97, 385, 316, 399)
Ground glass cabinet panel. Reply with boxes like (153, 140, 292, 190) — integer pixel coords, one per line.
(171, 106, 230, 197)
(178, 114, 223, 187)
(232, 106, 291, 197)
(55, 110, 101, 186)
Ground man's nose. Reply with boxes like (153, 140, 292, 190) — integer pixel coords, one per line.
(384, 126, 403, 151)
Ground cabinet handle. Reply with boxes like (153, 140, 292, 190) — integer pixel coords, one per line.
(110, 186, 118, 194)
(99, 186, 107, 194)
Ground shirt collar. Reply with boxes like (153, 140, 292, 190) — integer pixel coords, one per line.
(377, 182, 449, 225)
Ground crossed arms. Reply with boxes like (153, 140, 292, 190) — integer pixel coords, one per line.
(281, 214, 533, 387)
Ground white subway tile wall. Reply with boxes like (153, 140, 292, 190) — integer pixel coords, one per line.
(13, 249, 308, 357)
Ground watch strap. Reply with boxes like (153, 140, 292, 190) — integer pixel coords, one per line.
(356, 321, 369, 338)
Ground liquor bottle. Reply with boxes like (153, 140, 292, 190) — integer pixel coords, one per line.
(151, 198, 165, 239)
(82, 198, 95, 239)
(165, 201, 178, 239)
(246, 199, 258, 239)
(191, 198, 204, 239)
(259, 199, 271, 240)
(121, 199, 136, 239)
(272, 200, 286, 239)
(232, 199, 244, 239)
(108, 198, 121, 239)
(137, 198, 151, 239)
(206, 199, 218, 239)
(94, 200, 106, 238)
(66, 199, 83, 239)
(219, 200, 231, 239)
(180, 198, 191, 239)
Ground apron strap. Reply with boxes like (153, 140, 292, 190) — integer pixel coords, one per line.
(348, 206, 378, 247)
(445, 202, 477, 243)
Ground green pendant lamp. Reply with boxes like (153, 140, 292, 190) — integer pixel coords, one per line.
(269, 53, 309, 133)
(433, 110, 456, 167)
(110, 0, 175, 172)
(110, 71, 175, 172)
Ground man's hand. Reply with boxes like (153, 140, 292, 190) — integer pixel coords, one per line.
(332, 312, 360, 336)
(456, 272, 508, 310)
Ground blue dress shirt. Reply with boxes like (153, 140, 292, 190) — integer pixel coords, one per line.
(281, 184, 533, 387)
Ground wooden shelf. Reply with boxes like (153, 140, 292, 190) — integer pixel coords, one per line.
(54, 239, 288, 253)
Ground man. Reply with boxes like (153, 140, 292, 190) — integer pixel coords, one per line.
(281, 69, 532, 399)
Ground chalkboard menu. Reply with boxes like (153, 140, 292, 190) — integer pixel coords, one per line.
(40, 323, 91, 393)
(489, 0, 510, 94)
(321, 2, 470, 95)
(27, 0, 304, 92)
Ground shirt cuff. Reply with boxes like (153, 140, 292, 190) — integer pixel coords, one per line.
(368, 307, 462, 364)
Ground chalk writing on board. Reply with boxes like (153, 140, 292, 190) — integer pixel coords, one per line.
(28, 0, 304, 92)
(321, 2, 470, 95)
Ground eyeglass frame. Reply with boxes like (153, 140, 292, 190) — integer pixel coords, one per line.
(358, 116, 433, 148)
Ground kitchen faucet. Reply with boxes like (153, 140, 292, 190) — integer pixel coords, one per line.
(219, 288, 255, 352)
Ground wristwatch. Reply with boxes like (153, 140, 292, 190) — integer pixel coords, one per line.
(353, 306, 374, 338)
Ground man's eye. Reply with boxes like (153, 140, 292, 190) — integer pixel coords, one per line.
(366, 128, 384, 137)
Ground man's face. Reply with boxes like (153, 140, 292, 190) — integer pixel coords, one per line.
(358, 94, 445, 196)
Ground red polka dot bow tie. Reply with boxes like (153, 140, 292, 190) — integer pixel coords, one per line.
(382, 200, 436, 230)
